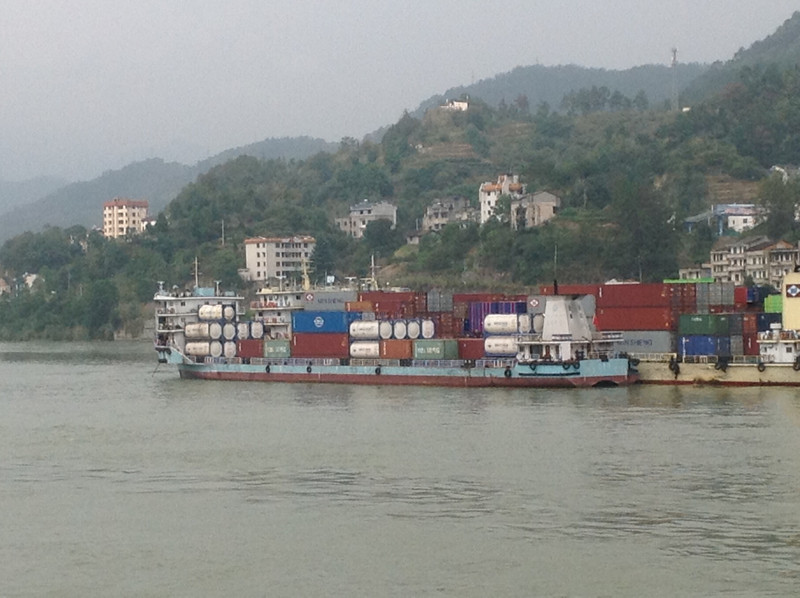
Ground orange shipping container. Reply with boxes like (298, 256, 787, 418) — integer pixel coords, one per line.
(346, 301, 373, 312)
(380, 339, 413, 359)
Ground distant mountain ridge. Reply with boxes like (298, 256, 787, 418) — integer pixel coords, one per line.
(0, 137, 337, 242)
(413, 62, 708, 116)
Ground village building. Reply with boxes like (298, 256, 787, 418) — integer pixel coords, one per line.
(709, 235, 798, 288)
(684, 203, 765, 234)
(102, 197, 150, 239)
(421, 196, 476, 233)
(243, 235, 316, 284)
(440, 98, 469, 112)
(510, 191, 561, 230)
(336, 200, 397, 239)
(479, 174, 526, 224)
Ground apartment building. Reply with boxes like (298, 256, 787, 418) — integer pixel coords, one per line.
(421, 196, 476, 232)
(479, 174, 525, 224)
(244, 235, 316, 284)
(336, 200, 397, 239)
(710, 235, 798, 288)
(102, 197, 149, 239)
(510, 191, 561, 230)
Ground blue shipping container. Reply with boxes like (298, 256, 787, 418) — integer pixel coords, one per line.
(292, 310, 361, 334)
(679, 335, 731, 356)
(756, 312, 782, 332)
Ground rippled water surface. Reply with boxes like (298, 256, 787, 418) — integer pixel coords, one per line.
(2, 341, 800, 596)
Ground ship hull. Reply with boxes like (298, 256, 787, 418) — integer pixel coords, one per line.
(173, 358, 636, 388)
(636, 359, 800, 386)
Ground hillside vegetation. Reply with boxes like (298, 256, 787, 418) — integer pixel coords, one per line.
(4, 48, 800, 338)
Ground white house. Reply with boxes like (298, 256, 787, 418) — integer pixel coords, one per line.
(479, 174, 526, 224)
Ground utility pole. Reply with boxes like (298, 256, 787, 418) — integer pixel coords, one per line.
(671, 47, 679, 112)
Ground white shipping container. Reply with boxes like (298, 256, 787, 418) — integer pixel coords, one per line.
(349, 320, 381, 339)
(185, 342, 211, 356)
(184, 323, 211, 339)
(484, 314, 520, 335)
(421, 318, 436, 339)
(198, 304, 223, 320)
(349, 341, 380, 358)
(484, 336, 518, 356)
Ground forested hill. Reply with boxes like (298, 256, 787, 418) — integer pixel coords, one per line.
(414, 62, 708, 116)
(682, 11, 800, 103)
(0, 136, 336, 243)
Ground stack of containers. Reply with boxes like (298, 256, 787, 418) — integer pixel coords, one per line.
(742, 313, 760, 356)
(464, 300, 527, 336)
(291, 310, 361, 358)
(482, 313, 531, 357)
(594, 283, 677, 354)
(185, 303, 237, 358)
(695, 281, 736, 314)
(678, 314, 732, 357)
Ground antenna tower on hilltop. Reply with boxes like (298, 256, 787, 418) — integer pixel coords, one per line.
(671, 47, 679, 112)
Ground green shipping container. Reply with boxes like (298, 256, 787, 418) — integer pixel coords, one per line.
(764, 294, 783, 314)
(678, 314, 730, 336)
(413, 339, 459, 360)
(263, 339, 291, 358)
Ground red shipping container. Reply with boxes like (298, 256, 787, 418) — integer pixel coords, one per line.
(734, 286, 748, 305)
(538, 284, 601, 297)
(742, 313, 758, 335)
(458, 338, 485, 360)
(743, 333, 760, 356)
(380, 339, 413, 359)
(291, 332, 349, 358)
(236, 339, 263, 359)
(597, 283, 670, 308)
(452, 292, 506, 303)
(594, 306, 675, 331)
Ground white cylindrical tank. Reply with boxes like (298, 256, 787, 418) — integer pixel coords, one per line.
(421, 318, 435, 339)
(393, 320, 408, 340)
(222, 305, 236, 321)
(223, 341, 237, 359)
(198, 304, 224, 320)
(184, 322, 211, 339)
(250, 321, 264, 339)
(349, 320, 381, 340)
(484, 336, 518, 356)
(517, 313, 532, 334)
(209, 322, 223, 340)
(484, 314, 519, 335)
(406, 320, 421, 339)
(378, 321, 394, 340)
(236, 322, 250, 340)
(532, 314, 545, 334)
(223, 322, 236, 340)
(349, 341, 380, 358)
(209, 340, 223, 358)
(185, 342, 210, 356)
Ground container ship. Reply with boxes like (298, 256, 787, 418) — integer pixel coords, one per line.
(154, 283, 638, 388)
(540, 271, 800, 386)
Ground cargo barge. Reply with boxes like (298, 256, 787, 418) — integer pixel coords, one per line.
(154, 283, 638, 388)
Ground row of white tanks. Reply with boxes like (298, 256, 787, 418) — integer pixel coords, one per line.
(483, 314, 544, 357)
(184, 303, 262, 358)
(349, 319, 437, 341)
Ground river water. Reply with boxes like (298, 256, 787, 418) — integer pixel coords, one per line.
(1, 341, 800, 597)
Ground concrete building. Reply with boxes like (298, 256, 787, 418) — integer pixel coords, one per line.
(336, 200, 397, 239)
(479, 174, 525, 224)
(102, 197, 149, 239)
(244, 235, 316, 284)
(440, 99, 469, 112)
(421, 196, 476, 233)
(510, 191, 561, 230)
(710, 235, 798, 288)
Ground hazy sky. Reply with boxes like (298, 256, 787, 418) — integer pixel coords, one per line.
(2, 1, 798, 182)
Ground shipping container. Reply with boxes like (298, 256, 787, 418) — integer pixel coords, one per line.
(236, 322, 251, 340)
(597, 283, 670, 308)
(406, 319, 421, 339)
(679, 335, 730, 357)
(743, 332, 760, 356)
(756, 312, 782, 332)
(378, 321, 394, 340)
(457, 338, 485, 360)
(678, 314, 731, 336)
(291, 332, 349, 358)
(483, 336, 518, 357)
(349, 320, 381, 340)
(303, 289, 358, 311)
(209, 321, 223, 340)
(250, 321, 264, 339)
(223, 341, 237, 359)
(393, 320, 408, 339)
(345, 301, 374, 313)
(426, 289, 454, 313)
(742, 313, 758, 335)
(594, 307, 675, 331)
(236, 339, 263, 359)
(349, 341, 380, 359)
(292, 310, 361, 334)
(421, 318, 436, 339)
(412, 339, 459, 360)
(538, 284, 601, 297)
(185, 322, 211, 339)
(263, 339, 291, 358)
(222, 322, 236, 340)
(764, 294, 783, 313)
(615, 330, 676, 354)
(380, 339, 413, 360)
